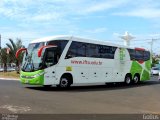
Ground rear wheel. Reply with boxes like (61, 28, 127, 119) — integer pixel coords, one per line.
(124, 75, 132, 85)
(133, 75, 140, 84)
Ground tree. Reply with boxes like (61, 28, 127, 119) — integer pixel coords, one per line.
(0, 48, 9, 72)
(152, 56, 159, 67)
(6, 38, 25, 73)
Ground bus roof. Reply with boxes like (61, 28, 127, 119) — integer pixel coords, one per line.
(30, 35, 145, 50)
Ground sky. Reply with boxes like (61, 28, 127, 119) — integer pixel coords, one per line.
(0, 0, 160, 53)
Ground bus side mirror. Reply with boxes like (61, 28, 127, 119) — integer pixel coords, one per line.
(16, 48, 27, 59)
(38, 45, 57, 57)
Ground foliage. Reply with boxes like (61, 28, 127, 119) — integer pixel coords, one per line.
(0, 38, 25, 73)
(0, 48, 9, 72)
(152, 56, 160, 67)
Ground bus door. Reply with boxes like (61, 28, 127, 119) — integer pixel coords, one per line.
(43, 47, 58, 85)
(114, 48, 130, 82)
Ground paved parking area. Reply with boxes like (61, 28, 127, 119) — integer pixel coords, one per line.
(0, 76, 160, 114)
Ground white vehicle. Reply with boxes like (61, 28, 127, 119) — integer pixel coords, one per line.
(7, 67, 15, 72)
(16, 35, 151, 88)
(0, 68, 4, 72)
(151, 67, 159, 75)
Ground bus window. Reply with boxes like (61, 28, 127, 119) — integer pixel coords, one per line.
(47, 40, 68, 58)
(44, 50, 55, 67)
(66, 41, 86, 58)
(87, 43, 97, 58)
(43, 48, 59, 67)
(135, 50, 144, 61)
(128, 49, 135, 60)
(144, 51, 150, 61)
(66, 41, 117, 59)
(98, 45, 117, 59)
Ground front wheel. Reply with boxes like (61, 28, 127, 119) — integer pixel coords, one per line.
(59, 77, 71, 88)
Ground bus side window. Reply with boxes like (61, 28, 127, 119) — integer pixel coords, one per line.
(45, 50, 55, 67)
(135, 50, 144, 61)
(128, 49, 135, 60)
(144, 51, 150, 61)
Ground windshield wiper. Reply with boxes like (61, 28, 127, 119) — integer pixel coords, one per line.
(30, 56, 35, 72)
(22, 54, 35, 72)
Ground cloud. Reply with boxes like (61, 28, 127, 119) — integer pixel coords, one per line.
(31, 13, 62, 22)
(114, 8, 160, 19)
(1, 0, 160, 49)
(112, 0, 160, 19)
(85, 28, 107, 34)
(0, 0, 65, 22)
(1, 30, 42, 47)
(81, 0, 130, 14)
(1, 0, 160, 23)
(0, 0, 132, 22)
(148, 33, 160, 38)
(113, 32, 121, 37)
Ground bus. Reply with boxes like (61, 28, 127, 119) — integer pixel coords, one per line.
(16, 35, 151, 88)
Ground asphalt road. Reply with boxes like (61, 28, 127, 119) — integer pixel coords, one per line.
(0, 76, 160, 114)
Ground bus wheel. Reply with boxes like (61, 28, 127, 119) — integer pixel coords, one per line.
(59, 77, 71, 88)
(124, 75, 132, 85)
(133, 75, 140, 84)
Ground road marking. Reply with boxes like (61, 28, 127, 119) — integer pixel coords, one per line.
(0, 105, 31, 113)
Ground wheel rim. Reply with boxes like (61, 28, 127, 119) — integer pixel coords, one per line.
(126, 77, 131, 84)
(60, 78, 68, 87)
(134, 76, 139, 83)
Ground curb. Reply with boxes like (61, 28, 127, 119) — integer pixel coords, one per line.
(0, 78, 19, 81)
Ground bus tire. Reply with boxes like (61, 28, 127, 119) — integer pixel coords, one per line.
(124, 74, 132, 85)
(133, 74, 140, 84)
(59, 77, 71, 88)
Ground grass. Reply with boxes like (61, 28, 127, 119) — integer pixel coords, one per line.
(0, 71, 20, 79)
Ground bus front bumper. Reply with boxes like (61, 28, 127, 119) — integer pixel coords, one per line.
(20, 70, 44, 85)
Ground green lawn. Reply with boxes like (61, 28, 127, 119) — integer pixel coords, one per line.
(0, 71, 20, 79)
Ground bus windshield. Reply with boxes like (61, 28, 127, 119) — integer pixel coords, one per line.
(21, 40, 68, 72)
(21, 42, 44, 72)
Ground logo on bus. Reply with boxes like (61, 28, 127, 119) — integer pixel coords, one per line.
(119, 48, 125, 61)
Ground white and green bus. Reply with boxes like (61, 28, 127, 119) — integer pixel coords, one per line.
(16, 35, 151, 88)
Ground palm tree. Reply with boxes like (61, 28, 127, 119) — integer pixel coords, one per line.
(6, 39, 25, 73)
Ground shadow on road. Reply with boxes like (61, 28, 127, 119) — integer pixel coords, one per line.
(26, 80, 160, 92)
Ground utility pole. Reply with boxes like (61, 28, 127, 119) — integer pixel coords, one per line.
(148, 40, 153, 55)
(148, 38, 159, 56)
(148, 38, 160, 64)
